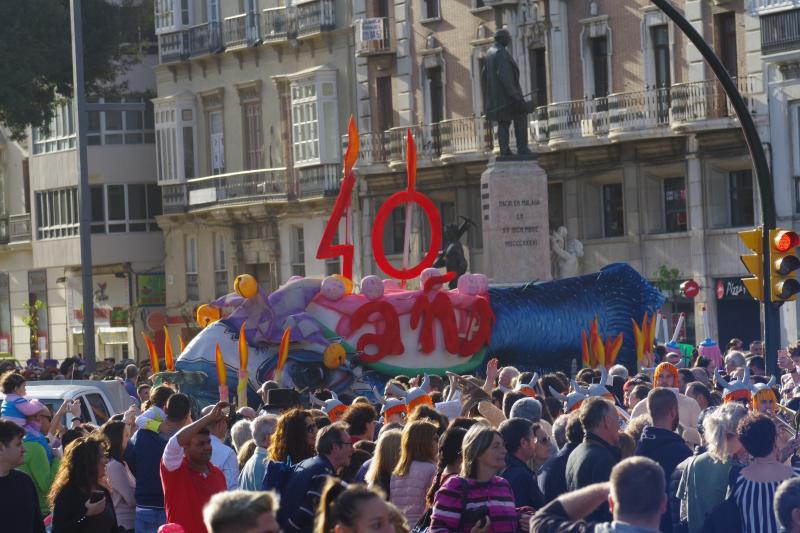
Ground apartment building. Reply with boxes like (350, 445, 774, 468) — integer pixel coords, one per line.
(152, 0, 355, 342)
(0, 57, 164, 363)
(350, 0, 789, 347)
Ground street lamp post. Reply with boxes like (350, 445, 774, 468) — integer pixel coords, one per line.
(648, 0, 779, 376)
(69, 0, 96, 372)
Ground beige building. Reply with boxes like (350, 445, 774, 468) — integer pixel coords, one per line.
(153, 0, 356, 342)
(0, 57, 164, 363)
(350, 0, 792, 348)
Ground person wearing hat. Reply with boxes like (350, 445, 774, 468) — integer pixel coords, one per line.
(630, 362, 701, 430)
(18, 399, 59, 517)
(261, 389, 302, 416)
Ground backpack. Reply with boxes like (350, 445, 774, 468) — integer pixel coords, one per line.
(262, 459, 294, 493)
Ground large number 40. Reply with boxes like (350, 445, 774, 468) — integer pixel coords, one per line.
(317, 119, 442, 282)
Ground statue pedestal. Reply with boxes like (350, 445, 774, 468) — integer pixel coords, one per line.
(480, 155, 552, 283)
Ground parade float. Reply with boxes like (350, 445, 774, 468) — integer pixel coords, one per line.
(161, 120, 665, 407)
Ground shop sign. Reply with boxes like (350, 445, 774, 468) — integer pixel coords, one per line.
(715, 278, 751, 300)
(137, 274, 166, 307)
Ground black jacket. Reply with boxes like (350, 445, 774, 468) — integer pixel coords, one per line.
(277, 455, 335, 533)
(565, 433, 621, 522)
(538, 441, 580, 505)
(484, 43, 526, 121)
(635, 426, 692, 533)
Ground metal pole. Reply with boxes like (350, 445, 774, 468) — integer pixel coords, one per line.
(649, 0, 779, 376)
(70, 0, 96, 372)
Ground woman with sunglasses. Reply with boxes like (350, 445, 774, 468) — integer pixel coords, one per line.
(50, 434, 118, 533)
(262, 408, 317, 490)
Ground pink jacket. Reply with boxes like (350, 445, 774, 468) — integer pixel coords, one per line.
(390, 460, 437, 526)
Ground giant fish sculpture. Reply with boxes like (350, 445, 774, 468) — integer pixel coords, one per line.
(175, 263, 664, 407)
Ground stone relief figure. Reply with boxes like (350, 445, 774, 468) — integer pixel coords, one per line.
(551, 226, 584, 279)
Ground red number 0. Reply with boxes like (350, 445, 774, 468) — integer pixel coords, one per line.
(371, 130, 442, 280)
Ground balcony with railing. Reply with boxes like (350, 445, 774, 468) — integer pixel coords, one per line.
(159, 30, 188, 63)
(9, 213, 32, 243)
(607, 87, 671, 139)
(750, 0, 800, 14)
(761, 8, 800, 53)
(161, 184, 187, 214)
(262, 0, 335, 43)
(295, 164, 341, 200)
(188, 21, 222, 57)
(671, 76, 758, 129)
(224, 12, 261, 49)
(356, 17, 394, 56)
(186, 168, 288, 209)
(546, 98, 609, 145)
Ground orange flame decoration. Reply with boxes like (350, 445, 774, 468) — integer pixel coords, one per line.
(142, 332, 159, 374)
(406, 129, 417, 192)
(276, 327, 291, 384)
(163, 327, 175, 372)
(580, 317, 622, 369)
(343, 116, 359, 176)
(215, 343, 227, 388)
(237, 323, 249, 409)
(632, 312, 658, 369)
(179, 335, 186, 354)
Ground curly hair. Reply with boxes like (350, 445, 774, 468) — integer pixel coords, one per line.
(49, 434, 108, 507)
(737, 412, 777, 458)
(267, 408, 315, 464)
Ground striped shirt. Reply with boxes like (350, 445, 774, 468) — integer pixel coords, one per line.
(430, 475, 518, 533)
(732, 466, 800, 533)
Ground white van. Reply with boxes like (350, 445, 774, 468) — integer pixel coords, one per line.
(1, 380, 136, 427)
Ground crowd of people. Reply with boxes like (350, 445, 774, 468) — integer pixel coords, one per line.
(4, 338, 800, 532)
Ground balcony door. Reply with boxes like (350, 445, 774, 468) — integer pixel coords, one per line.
(207, 0, 219, 23)
(209, 110, 225, 175)
(651, 25, 671, 122)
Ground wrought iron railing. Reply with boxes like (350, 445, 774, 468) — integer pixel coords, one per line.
(761, 8, 800, 53)
(224, 12, 261, 48)
(296, 164, 341, 199)
(9, 214, 32, 243)
(186, 168, 288, 208)
(671, 76, 758, 124)
(188, 22, 222, 56)
(356, 16, 393, 55)
(608, 87, 671, 134)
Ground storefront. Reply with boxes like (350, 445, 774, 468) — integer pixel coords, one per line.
(67, 273, 133, 361)
(715, 277, 762, 349)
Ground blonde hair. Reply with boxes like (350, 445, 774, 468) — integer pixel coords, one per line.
(461, 424, 501, 479)
(203, 490, 277, 533)
(366, 429, 402, 488)
(704, 402, 748, 463)
(394, 420, 438, 476)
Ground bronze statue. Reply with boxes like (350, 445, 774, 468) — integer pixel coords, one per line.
(484, 28, 533, 157)
(434, 217, 474, 289)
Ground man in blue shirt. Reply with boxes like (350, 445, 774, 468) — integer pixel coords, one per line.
(123, 364, 139, 403)
(499, 417, 545, 509)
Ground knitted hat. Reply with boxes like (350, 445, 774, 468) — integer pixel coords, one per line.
(715, 367, 752, 404)
(509, 397, 542, 422)
(654, 362, 679, 388)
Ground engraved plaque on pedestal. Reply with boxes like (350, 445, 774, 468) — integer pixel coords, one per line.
(480, 155, 551, 283)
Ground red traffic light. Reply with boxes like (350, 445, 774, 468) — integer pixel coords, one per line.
(774, 230, 800, 252)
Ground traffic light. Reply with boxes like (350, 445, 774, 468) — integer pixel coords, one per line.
(770, 229, 800, 301)
(739, 227, 763, 301)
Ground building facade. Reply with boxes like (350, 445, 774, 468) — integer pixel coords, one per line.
(349, 0, 791, 348)
(0, 57, 164, 363)
(152, 0, 356, 344)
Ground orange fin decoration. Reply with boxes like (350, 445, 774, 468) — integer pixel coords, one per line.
(142, 332, 159, 374)
(238, 323, 249, 371)
(237, 323, 249, 409)
(647, 312, 657, 352)
(608, 333, 624, 367)
(581, 329, 590, 368)
(590, 318, 605, 368)
(632, 317, 645, 367)
(163, 326, 175, 372)
(179, 335, 186, 354)
(276, 327, 291, 385)
(216, 343, 228, 402)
